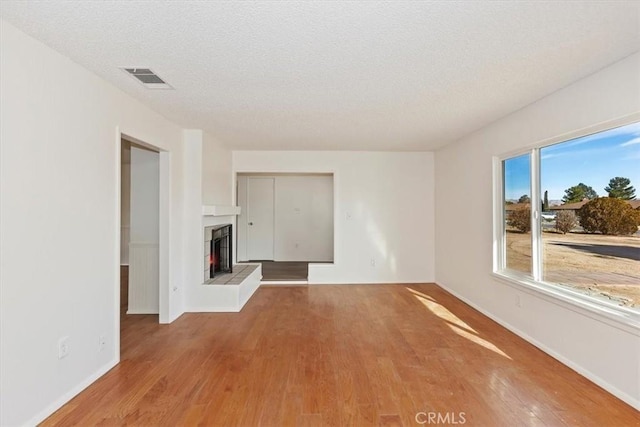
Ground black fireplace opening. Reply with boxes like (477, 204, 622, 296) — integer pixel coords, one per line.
(209, 224, 232, 278)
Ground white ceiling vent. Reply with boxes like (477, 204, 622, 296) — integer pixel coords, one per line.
(121, 67, 173, 89)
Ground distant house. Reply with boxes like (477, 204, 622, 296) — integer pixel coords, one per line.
(504, 202, 530, 211)
(504, 203, 530, 219)
(550, 200, 590, 212)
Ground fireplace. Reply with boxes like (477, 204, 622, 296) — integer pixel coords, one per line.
(204, 224, 232, 281)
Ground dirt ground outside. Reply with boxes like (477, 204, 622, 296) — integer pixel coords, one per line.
(506, 230, 640, 308)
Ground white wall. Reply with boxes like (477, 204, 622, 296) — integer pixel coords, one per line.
(237, 174, 334, 262)
(202, 131, 233, 206)
(233, 151, 435, 284)
(435, 53, 640, 409)
(128, 146, 160, 314)
(275, 175, 334, 261)
(120, 143, 130, 264)
(0, 20, 188, 426)
(184, 130, 238, 311)
(130, 146, 159, 244)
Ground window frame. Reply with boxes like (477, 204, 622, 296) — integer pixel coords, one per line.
(492, 115, 640, 332)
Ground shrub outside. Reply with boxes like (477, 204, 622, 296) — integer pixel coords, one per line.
(507, 207, 531, 233)
(555, 210, 578, 234)
(579, 198, 640, 235)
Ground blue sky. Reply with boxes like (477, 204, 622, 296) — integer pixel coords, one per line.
(505, 121, 640, 202)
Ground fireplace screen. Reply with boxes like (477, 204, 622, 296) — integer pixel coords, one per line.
(208, 224, 232, 279)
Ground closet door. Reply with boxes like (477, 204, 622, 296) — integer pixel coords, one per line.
(246, 177, 275, 260)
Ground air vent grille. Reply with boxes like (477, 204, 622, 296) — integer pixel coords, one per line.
(124, 68, 153, 75)
(121, 67, 173, 89)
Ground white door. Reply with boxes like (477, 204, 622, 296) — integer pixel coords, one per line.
(247, 177, 275, 260)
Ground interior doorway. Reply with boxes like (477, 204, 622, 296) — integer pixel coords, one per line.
(121, 139, 160, 318)
(117, 129, 174, 363)
(236, 173, 334, 281)
(120, 141, 131, 316)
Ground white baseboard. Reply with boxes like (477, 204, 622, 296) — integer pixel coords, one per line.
(126, 309, 159, 315)
(167, 311, 184, 323)
(187, 306, 241, 313)
(436, 281, 640, 411)
(308, 280, 432, 285)
(26, 358, 118, 426)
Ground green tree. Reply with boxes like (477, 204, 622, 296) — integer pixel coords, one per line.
(518, 194, 530, 204)
(562, 183, 598, 204)
(543, 190, 549, 211)
(579, 198, 640, 235)
(605, 177, 636, 200)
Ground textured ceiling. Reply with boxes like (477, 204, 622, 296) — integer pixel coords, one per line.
(1, 1, 639, 151)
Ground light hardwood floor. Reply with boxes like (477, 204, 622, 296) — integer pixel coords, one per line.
(42, 280, 638, 426)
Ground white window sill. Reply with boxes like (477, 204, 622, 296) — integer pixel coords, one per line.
(492, 271, 640, 335)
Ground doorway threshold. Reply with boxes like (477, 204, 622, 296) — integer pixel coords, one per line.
(260, 280, 308, 286)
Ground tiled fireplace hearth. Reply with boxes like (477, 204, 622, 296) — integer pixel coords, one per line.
(203, 224, 232, 283)
(197, 208, 261, 312)
(203, 223, 259, 286)
(205, 264, 257, 285)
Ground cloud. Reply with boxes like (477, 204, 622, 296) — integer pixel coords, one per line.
(544, 121, 640, 152)
(620, 136, 640, 147)
(541, 146, 611, 161)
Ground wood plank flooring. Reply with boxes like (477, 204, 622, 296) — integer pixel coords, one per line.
(261, 261, 309, 281)
(42, 282, 639, 426)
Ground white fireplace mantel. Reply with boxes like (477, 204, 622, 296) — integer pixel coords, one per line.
(202, 205, 241, 216)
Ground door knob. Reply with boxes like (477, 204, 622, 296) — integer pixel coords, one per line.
(248, 222, 254, 226)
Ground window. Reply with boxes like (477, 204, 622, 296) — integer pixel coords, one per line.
(496, 121, 640, 316)
(503, 153, 532, 275)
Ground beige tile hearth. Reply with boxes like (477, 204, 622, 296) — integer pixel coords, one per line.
(204, 265, 258, 285)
